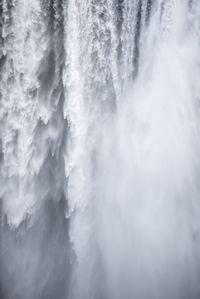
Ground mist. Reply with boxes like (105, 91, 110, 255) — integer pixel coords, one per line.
(1, 1, 200, 299)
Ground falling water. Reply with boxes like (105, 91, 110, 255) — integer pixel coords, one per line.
(0, 1, 200, 298)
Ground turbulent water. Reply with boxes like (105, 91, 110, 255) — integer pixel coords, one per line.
(0, 0, 200, 298)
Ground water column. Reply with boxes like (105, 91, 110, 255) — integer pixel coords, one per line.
(0, 1, 69, 299)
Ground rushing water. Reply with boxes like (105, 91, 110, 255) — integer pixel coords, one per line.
(0, 1, 200, 298)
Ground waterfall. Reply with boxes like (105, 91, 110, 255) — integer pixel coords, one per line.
(0, 1, 200, 298)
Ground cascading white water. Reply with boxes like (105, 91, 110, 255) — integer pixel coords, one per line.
(0, 1, 200, 298)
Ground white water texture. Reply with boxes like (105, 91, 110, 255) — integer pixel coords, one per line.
(0, 1, 200, 299)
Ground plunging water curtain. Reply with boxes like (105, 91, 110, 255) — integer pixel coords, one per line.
(0, 1, 200, 299)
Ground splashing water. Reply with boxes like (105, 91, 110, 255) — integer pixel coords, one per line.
(0, 1, 200, 298)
